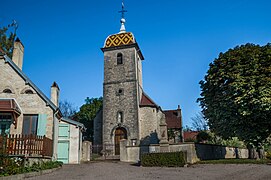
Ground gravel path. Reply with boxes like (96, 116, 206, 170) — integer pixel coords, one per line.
(27, 161, 271, 180)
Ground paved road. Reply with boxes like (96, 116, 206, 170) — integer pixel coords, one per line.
(28, 161, 271, 180)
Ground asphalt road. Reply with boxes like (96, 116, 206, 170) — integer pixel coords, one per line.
(27, 161, 271, 180)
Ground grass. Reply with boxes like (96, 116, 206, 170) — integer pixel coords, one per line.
(197, 159, 271, 164)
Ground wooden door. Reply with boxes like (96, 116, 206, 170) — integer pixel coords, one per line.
(57, 124, 70, 164)
(57, 141, 69, 164)
(114, 128, 127, 155)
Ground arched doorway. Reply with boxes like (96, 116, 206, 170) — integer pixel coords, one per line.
(114, 127, 127, 155)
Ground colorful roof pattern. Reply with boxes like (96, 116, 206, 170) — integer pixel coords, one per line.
(104, 32, 135, 48)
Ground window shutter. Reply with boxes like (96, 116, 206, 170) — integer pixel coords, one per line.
(37, 114, 47, 136)
(58, 124, 70, 139)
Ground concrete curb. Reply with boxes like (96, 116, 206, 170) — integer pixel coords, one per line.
(0, 167, 61, 180)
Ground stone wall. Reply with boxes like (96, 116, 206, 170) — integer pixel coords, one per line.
(102, 47, 141, 146)
(69, 122, 81, 164)
(195, 143, 248, 160)
(0, 58, 54, 139)
(120, 141, 249, 164)
(139, 106, 167, 145)
(93, 109, 103, 145)
(139, 107, 159, 144)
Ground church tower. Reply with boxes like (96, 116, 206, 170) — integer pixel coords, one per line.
(101, 2, 144, 155)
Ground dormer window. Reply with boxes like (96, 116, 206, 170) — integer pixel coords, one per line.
(25, 89, 34, 94)
(3, 89, 12, 94)
(117, 53, 123, 65)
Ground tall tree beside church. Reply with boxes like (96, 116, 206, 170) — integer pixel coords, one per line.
(198, 43, 271, 157)
(74, 97, 103, 140)
(0, 24, 17, 58)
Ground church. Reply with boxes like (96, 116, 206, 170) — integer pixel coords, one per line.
(94, 3, 182, 156)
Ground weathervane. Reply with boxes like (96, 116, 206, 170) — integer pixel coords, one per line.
(118, 0, 127, 33)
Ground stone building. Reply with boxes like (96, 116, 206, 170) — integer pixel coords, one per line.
(164, 105, 183, 144)
(94, 4, 182, 155)
(0, 38, 85, 163)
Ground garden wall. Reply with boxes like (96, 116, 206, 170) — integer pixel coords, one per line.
(120, 140, 248, 163)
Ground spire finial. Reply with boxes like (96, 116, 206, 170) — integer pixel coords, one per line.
(118, 0, 127, 33)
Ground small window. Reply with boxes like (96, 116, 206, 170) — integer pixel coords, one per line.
(117, 112, 123, 123)
(3, 89, 12, 93)
(116, 88, 124, 96)
(117, 53, 123, 65)
(25, 89, 34, 94)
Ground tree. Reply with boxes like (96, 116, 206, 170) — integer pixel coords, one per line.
(198, 43, 271, 157)
(59, 100, 77, 118)
(0, 21, 17, 58)
(74, 97, 103, 141)
(191, 112, 208, 131)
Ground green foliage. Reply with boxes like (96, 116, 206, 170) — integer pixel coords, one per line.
(207, 132, 246, 148)
(198, 43, 271, 149)
(141, 152, 186, 167)
(0, 158, 62, 177)
(167, 129, 175, 139)
(0, 26, 16, 58)
(196, 131, 211, 143)
(266, 151, 271, 160)
(74, 97, 103, 140)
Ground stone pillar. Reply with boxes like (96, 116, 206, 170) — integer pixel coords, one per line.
(159, 123, 169, 152)
(81, 141, 91, 162)
(120, 139, 128, 162)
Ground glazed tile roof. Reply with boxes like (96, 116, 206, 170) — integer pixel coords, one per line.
(104, 32, 135, 48)
(164, 109, 182, 129)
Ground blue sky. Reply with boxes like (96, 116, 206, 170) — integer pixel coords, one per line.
(1, 0, 271, 127)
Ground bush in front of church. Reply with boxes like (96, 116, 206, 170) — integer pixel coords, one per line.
(141, 151, 186, 167)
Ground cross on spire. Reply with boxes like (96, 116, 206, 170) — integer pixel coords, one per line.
(118, 0, 127, 33)
(118, 1, 127, 19)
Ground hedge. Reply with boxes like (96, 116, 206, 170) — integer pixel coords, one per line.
(141, 151, 186, 167)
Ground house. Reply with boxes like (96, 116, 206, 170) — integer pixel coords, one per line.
(164, 105, 183, 144)
(183, 131, 199, 142)
(0, 38, 84, 164)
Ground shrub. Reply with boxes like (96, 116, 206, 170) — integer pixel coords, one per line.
(141, 151, 186, 167)
(266, 151, 271, 160)
(0, 158, 63, 177)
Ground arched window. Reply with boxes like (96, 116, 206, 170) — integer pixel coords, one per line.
(3, 89, 12, 93)
(117, 111, 123, 123)
(25, 89, 34, 94)
(117, 53, 123, 65)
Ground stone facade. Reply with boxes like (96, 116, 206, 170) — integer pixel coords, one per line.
(102, 47, 142, 147)
(93, 30, 174, 156)
(0, 56, 55, 139)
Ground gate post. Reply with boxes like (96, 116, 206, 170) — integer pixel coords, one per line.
(81, 141, 91, 162)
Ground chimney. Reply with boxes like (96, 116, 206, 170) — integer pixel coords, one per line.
(177, 105, 182, 118)
(12, 37, 24, 70)
(51, 82, 60, 107)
